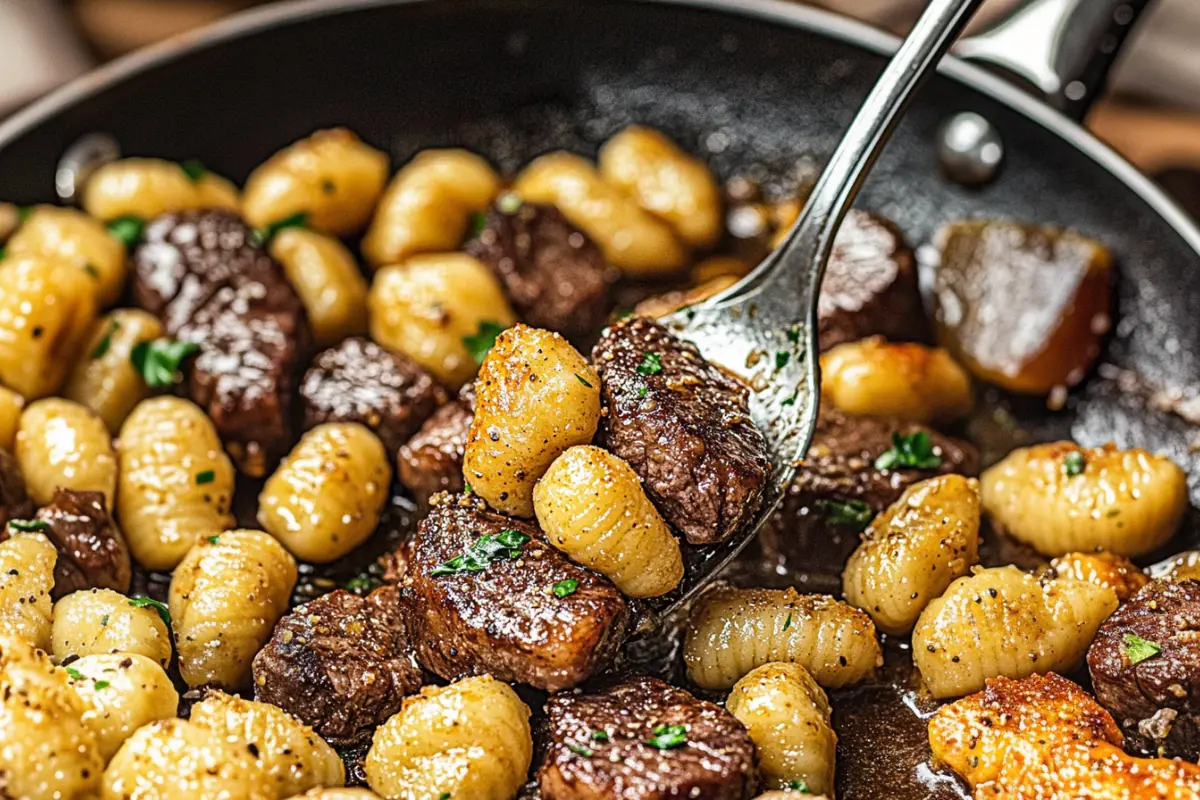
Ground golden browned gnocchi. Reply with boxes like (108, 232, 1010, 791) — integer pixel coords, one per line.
(598, 125, 723, 248)
(0, 384, 23, 450)
(533, 445, 683, 597)
(0, 634, 103, 800)
(169, 530, 297, 689)
(726, 662, 837, 794)
(362, 148, 500, 268)
(68, 652, 179, 762)
(911, 565, 1118, 699)
(190, 691, 345, 796)
(63, 308, 164, 433)
(465, 324, 601, 517)
(368, 252, 516, 388)
(117, 396, 236, 571)
(819, 337, 973, 423)
(364, 674, 532, 800)
(0, 533, 56, 652)
(101, 717, 275, 800)
(512, 151, 688, 276)
(1151, 549, 1200, 583)
(981, 441, 1187, 557)
(51, 588, 172, 667)
(6, 204, 128, 306)
(16, 397, 117, 507)
(82, 157, 240, 221)
(0, 254, 98, 398)
(842, 475, 981, 635)
(1047, 550, 1148, 601)
(287, 791, 381, 800)
(243, 127, 389, 236)
(269, 227, 369, 347)
(258, 422, 391, 563)
(684, 586, 882, 690)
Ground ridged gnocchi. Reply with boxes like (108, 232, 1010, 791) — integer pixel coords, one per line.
(243, 127, 389, 236)
(82, 157, 240, 221)
(911, 565, 1118, 699)
(258, 422, 390, 563)
(51, 588, 172, 667)
(684, 586, 882, 690)
(117, 397, 236, 571)
(7, 204, 128, 306)
(533, 445, 682, 597)
(362, 149, 500, 267)
(0, 385, 23, 450)
(0, 533, 56, 651)
(169, 530, 297, 689)
(368, 252, 516, 388)
(842, 475, 981, 635)
(190, 691, 345, 796)
(0, 254, 98, 398)
(726, 662, 837, 794)
(69, 652, 179, 761)
(819, 337, 973, 423)
(16, 397, 117, 507)
(598, 125, 723, 248)
(512, 151, 687, 276)
(465, 324, 601, 517)
(63, 308, 164, 433)
(269, 227, 369, 347)
(1048, 550, 1148, 601)
(981, 441, 1187, 557)
(288, 791, 381, 799)
(364, 674, 532, 800)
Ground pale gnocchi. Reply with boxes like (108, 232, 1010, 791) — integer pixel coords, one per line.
(63, 308, 164, 433)
(69, 652, 179, 761)
(820, 337, 973, 423)
(16, 397, 118, 507)
(7, 204, 128, 307)
(0, 533, 56, 651)
(51, 587, 172, 667)
(269, 227, 370, 348)
(82, 157, 240, 221)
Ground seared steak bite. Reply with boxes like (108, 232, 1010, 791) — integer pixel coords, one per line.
(34, 489, 130, 599)
(466, 200, 616, 337)
(592, 317, 769, 546)
(0, 449, 32, 531)
(539, 674, 757, 800)
(402, 493, 628, 692)
(397, 383, 475, 505)
(301, 337, 447, 454)
(251, 586, 422, 746)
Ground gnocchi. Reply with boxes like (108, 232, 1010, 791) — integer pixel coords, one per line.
(51, 587, 172, 667)
(533, 445, 683, 597)
(981, 441, 1188, 557)
(0, 384, 23, 450)
(726, 662, 837, 794)
(364, 674, 532, 800)
(0, 533, 56, 651)
(7, 204, 128, 306)
(269, 227, 370, 348)
(819, 337, 973, 423)
(684, 586, 882, 690)
(362, 149, 500, 267)
(117, 396, 236, 571)
(69, 652, 179, 762)
(465, 324, 601, 517)
(16, 397, 117, 507)
(243, 127, 389, 236)
(82, 157, 240, 221)
(63, 308, 164, 433)
(368, 252, 516, 388)
(1048, 550, 1148, 601)
(169, 530, 297, 689)
(911, 565, 1118, 698)
(288, 791, 382, 800)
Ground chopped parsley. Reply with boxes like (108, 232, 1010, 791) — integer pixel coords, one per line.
(206, 535, 220, 545)
(783, 613, 792, 631)
(65, 667, 83, 681)
(874, 431, 942, 471)
(566, 742, 594, 757)
(431, 529, 531, 577)
(575, 374, 593, 388)
(90, 320, 120, 359)
(345, 574, 377, 592)
(775, 351, 791, 370)
(786, 781, 811, 793)
(497, 193, 523, 214)
(462, 321, 506, 365)
(637, 386, 648, 398)
(591, 730, 610, 742)
(107, 215, 145, 247)
(249, 211, 309, 247)
(179, 159, 208, 182)
(1124, 633, 1162, 665)
(131, 338, 199, 388)
(781, 391, 798, 407)
(1063, 450, 1086, 477)
(100, 615, 110, 626)
(463, 481, 473, 494)
(469, 212, 488, 236)
(645, 723, 688, 750)
(128, 596, 171, 628)
(636, 352, 663, 376)
(8, 519, 48, 532)
(817, 499, 876, 532)
(17, 206, 32, 223)
(93, 680, 110, 690)
(438, 794, 450, 800)
(786, 326, 801, 344)
(552, 579, 579, 599)
(0, 247, 6, 260)
(195, 470, 215, 485)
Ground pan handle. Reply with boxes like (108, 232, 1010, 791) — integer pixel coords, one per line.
(954, 0, 1153, 119)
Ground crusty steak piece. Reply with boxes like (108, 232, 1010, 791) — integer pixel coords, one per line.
(0, 449, 32, 531)
(34, 488, 130, 599)
(396, 383, 475, 506)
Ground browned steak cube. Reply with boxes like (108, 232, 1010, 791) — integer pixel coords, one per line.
(251, 586, 422, 746)
(397, 384, 475, 505)
(301, 337, 447, 454)
(34, 488, 130, 599)
(0, 449, 32, 531)
(131, 209, 310, 476)
(1088, 578, 1200, 759)
(592, 317, 769, 545)
(402, 493, 628, 692)
(466, 200, 616, 337)
(539, 674, 757, 800)
(817, 210, 927, 352)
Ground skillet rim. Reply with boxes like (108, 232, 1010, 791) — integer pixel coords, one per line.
(0, 0, 1196, 258)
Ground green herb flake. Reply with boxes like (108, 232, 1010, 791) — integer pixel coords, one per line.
(195, 470, 216, 485)
(636, 352, 663, 376)
(1124, 633, 1162, 665)
(128, 596, 171, 628)
(100, 615, 110, 626)
(775, 351, 791, 370)
(8, 519, 48, 532)
(131, 338, 200, 389)
(65, 667, 83, 681)
(817, 499, 876, 532)
(17, 206, 32, 223)
(781, 391, 798, 407)
(786, 326, 801, 344)
(1063, 450, 1086, 478)
(93, 680, 110, 690)
(83, 263, 100, 279)
(874, 431, 942, 471)
(637, 386, 648, 398)
(552, 579, 579, 599)
(431, 529, 532, 577)
(438, 794, 450, 800)
(566, 742, 594, 757)
(179, 159, 208, 182)
(469, 212, 488, 237)
(463, 481, 473, 494)
(590, 730, 610, 742)
(462, 321, 506, 365)
(497, 193, 523, 214)
(783, 613, 792, 631)
(616, 309, 635, 320)
(346, 575, 376, 592)
(0, 247, 6, 261)
(787, 781, 811, 793)
(645, 723, 688, 750)
(250, 211, 309, 247)
(107, 216, 145, 247)
(575, 373, 593, 388)
(89, 319, 120, 360)
(206, 535, 220, 545)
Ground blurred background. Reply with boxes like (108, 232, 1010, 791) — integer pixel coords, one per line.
(3, 0, 1200, 188)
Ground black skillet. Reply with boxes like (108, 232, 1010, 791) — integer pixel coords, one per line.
(1, 0, 1198, 796)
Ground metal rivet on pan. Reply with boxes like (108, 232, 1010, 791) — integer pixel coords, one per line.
(936, 111, 1003, 187)
(55, 132, 121, 205)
